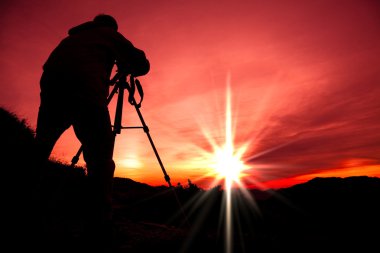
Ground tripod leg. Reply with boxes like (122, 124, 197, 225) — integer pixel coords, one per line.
(133, 104, 172, 187)
(132, 103, 194, 227)
(71, 146, 83, 167)
(113, 84, 125, 135)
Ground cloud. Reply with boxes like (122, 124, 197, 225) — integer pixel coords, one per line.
(244, 72, 380, 181)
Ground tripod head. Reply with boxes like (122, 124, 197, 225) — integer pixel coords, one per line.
(109, 71, 144, 108)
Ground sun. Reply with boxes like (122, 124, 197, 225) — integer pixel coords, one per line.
(189, 73, 254, 253)
(212, 144, 246, 184)
(208, 74, 249, 189)
(205, 78, 250, 253)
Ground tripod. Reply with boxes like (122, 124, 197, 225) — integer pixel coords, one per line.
(70, 70, 191, 228)
(70, 71, 172, 187)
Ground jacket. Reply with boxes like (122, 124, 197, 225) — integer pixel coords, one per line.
(41, 21, 150, 106)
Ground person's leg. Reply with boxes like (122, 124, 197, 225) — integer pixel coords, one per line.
(35, 71, 72, 168)
(35, 104, 71, 163)
(34, 101, 73, 252)
(72, 104, 116, 250)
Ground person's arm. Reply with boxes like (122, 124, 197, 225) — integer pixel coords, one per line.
(113, 32, 150, 77)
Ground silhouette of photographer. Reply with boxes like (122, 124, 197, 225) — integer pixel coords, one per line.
(35, 14, 149, 251)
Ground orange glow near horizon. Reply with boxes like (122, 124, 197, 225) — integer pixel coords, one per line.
(258, 163, 380, 190)
(49, 127, 380, 190)
(298, 164, 380, 181)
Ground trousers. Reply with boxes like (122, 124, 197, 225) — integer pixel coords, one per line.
(35, 87, 116, 231)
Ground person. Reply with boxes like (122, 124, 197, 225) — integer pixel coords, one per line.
(35, 14, 150, 251)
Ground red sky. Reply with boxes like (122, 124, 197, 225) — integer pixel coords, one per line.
(1, 0, 380, 189)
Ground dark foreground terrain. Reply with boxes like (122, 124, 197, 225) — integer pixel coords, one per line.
(2, 107, 380, 253)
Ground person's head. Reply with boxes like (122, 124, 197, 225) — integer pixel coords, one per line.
(93, 14, 118, 31)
